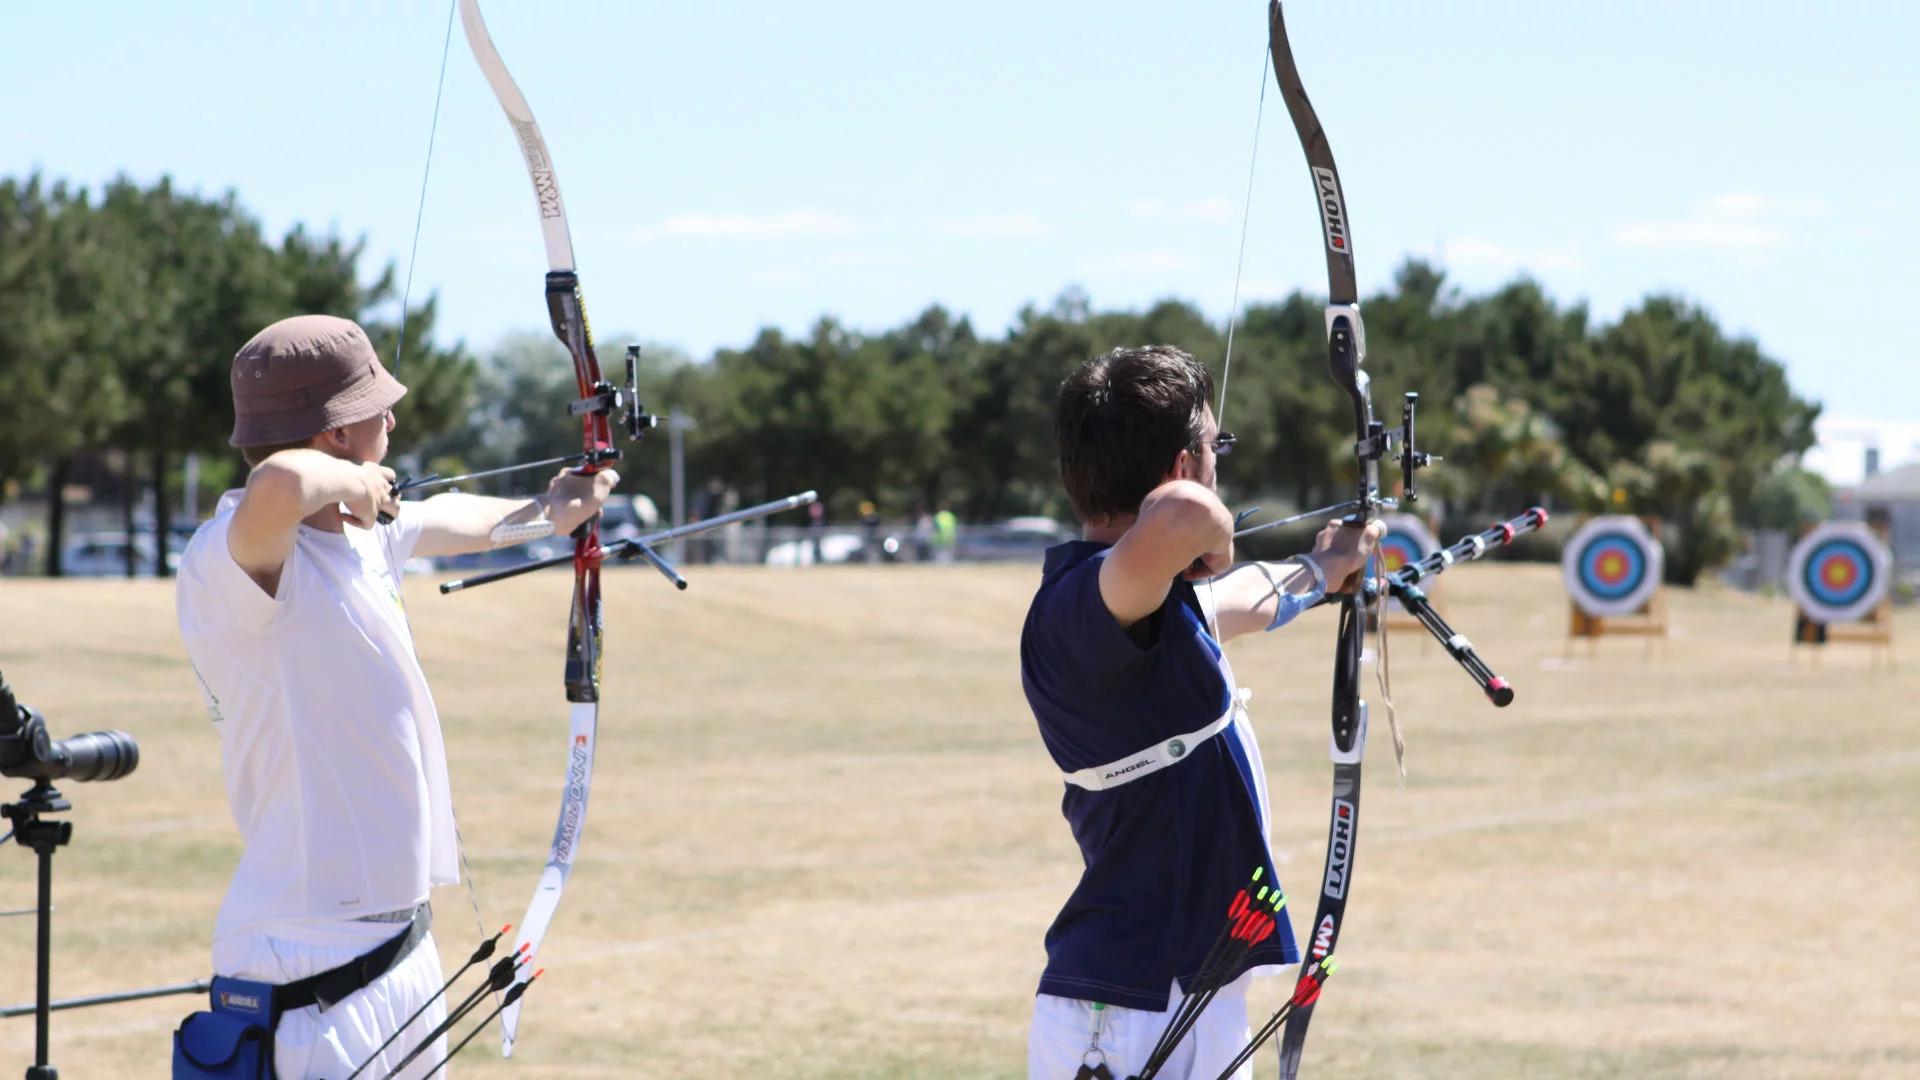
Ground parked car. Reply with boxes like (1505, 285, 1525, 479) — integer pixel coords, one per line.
(59, 532, 175, 577)
(955, 517, 1075, 562)
(764, 532, 869, 566)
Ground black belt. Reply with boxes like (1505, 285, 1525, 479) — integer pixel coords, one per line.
(275, 903, 431, 1017)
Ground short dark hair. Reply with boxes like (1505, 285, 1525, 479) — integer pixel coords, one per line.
(1056, 345, 1214, 524)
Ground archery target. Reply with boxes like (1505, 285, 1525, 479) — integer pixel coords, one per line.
(1378, 513, 1439, 576)
(1785, 521, 1891, 623)
(1562, 515, 1663, 617)
(1377, 513, 1439, 614)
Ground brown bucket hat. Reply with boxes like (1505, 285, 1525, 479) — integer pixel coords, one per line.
(228, 315, 407, 447)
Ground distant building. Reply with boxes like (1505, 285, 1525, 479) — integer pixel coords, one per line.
(1803, 416, 1920, 487)
(1835, 462, 1920, 583)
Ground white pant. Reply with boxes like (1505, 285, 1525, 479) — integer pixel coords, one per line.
(213, 922, 448, 1080)
(1028, 974, 1255, 1080)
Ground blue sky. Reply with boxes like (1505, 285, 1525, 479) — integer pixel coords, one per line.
(6, 2, 1915, 478)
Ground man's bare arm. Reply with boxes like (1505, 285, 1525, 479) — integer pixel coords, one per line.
(229, 450, 396, 595)
(1203, 518, 1385, 641)
(1207, 558, 1328, 640)
(1098, 480, 1234, 628)
(408, 468, 620, 559)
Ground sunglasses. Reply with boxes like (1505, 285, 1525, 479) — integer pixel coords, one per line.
(1205, 432, 1237, 457)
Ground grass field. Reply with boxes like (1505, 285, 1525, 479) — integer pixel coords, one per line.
(0, 562, 1914, 1078)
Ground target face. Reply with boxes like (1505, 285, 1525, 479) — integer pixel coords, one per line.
(1785, 521, 1891, 623)
(1562, 516, 1664, 617)
(1377, 513, 1438, 576)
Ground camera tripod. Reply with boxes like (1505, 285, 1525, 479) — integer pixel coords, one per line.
(3, 779, 73, 1080)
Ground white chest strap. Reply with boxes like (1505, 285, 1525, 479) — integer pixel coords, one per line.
(1063, 687, 1251, 791)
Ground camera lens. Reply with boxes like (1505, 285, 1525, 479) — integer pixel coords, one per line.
(52, 731, 139, 783)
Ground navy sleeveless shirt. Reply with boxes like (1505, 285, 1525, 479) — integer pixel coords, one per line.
(1021, 541, 1299, 1010)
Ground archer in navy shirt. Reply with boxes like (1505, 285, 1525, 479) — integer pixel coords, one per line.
(1020, 345, 1382, 1078)
(1023, 540, 1297, 1010)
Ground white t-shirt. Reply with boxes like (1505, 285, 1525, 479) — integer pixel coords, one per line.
(176, 490, 459, 944)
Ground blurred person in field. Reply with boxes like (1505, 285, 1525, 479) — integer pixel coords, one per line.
(1022, 345, 1380, 1080)
(912, 504, 934, 562)
(933, 502, 957, 563)
(859, 499, 881, 563)
(174, 314, 618, 1079)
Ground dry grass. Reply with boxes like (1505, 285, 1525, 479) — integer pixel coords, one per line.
(0, 562, 1915, 1078)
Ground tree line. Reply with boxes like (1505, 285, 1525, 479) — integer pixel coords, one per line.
(0, 174, 1830, 583)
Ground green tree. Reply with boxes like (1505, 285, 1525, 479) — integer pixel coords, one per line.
(0, 178, 137, 575)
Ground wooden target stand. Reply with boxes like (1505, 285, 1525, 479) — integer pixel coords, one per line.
(1566, 590, 1669, 655)
(1562, 515, 1669, 657)
(1792, 599, 1896, 668)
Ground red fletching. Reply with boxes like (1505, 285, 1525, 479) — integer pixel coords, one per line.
(1290, 974, 1325, 1008)
(1250, 915, 1275, 945)
(1229, 911, 1277, 945)
(1228, 889, 1250, 919)
(1232, 909, 1268, 942)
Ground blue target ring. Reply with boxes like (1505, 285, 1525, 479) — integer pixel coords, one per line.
(1377, 514, 1439, 614)
(1378, 533, 1425, 574)
(1562, 516, 1664, 617)
(1800, 539, 1873, 608)
(1577, 536, 1647, 601)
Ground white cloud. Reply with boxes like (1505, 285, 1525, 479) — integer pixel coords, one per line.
(1614, 219, 1789, 252)
(1230, 274, 1316, 301)
(1613, 192, 1826, 253)
(1442, 237, 1580, 273)
(1125, 197, 1235, 224)
(1696, 192, 1824, 218)
(745, 268, 811, 287)
(1086, 251, 1199, 274)
(821, 250, 910, 269)
(633, 210, 854, 242)
(928, 212, 1052, 238)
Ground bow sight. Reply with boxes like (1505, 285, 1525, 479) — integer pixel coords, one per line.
(1233, 391, 1437, 540)
(378, 345, 654, 520)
